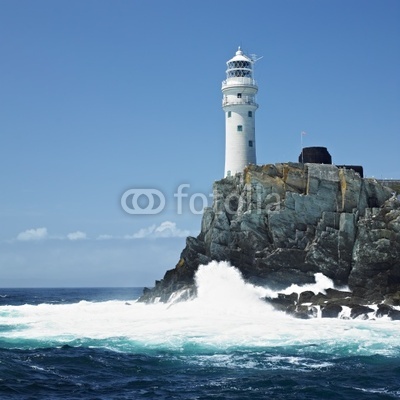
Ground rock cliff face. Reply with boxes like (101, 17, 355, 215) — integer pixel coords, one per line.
(139, 163, 400, 307)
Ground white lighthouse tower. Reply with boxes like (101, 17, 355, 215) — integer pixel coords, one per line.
(222, 47, 259, 177)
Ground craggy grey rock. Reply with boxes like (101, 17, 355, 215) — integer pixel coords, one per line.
(298, 291, 315, 304)
(264, 293, 297, 312)
(321, 304, 343, 318)
(388, 309, 400, 321)
(349, 199, 400, 301)
(384, 292, 400, 306)
(350, 305, 374, 319)
(139, 163, 400, 309)
(375, 304, 392, 318)
(286, 305, 312, 319)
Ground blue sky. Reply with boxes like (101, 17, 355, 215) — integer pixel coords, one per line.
(1, 0, 399, 287)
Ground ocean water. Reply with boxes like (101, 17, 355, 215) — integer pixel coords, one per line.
(1, 262, 400, 400)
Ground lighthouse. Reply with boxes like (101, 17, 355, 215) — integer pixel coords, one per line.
(222, 47, 259, 177)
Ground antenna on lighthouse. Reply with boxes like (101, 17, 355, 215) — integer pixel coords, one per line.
(250, 54, 263, 63)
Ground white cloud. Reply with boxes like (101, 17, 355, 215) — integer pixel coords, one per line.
(125, 225, 156, 239)
(96, 234, 114, 240)
(126, 221, 190, 239)
(13, 224, 189, 243)
(153, 221, 190, 238)
(17, 227, 48, 241)
(67, 231, 87, 241)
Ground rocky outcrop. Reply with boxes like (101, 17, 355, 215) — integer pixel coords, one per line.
(139, 163, 400, 309)
(264, 289, 400, 320)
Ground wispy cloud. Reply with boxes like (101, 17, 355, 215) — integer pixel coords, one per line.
(96, 234, 114, 240)
(15, 228, 87, 242)
(125, 221, 190, 239)
(13, 223, 190, 243)
(67, 231, 87, 241)
(17, 227, 48, 241)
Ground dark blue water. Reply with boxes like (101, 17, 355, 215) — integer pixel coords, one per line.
(0, 287, 140, 306)
(0, 288, 399, 399)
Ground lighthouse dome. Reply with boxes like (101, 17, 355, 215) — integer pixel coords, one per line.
(226, 47, 253, 78)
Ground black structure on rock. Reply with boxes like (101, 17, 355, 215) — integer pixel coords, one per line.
(299, 146, 364, 177)
(299, 147, 332, 164)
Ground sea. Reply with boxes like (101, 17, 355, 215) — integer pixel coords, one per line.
(1, 261, 399, 400)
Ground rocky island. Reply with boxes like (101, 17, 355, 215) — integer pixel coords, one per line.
(139, 162, 400, 319)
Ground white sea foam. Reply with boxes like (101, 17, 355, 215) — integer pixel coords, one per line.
(279, 272, 349, 296)
(0, 261, 399, 356)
